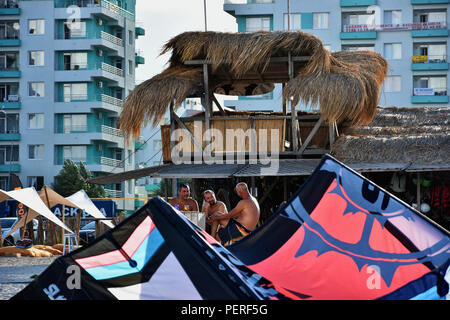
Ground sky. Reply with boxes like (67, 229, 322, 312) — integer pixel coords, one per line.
(134, 0, 238, 84)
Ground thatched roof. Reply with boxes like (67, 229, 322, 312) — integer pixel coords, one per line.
(330, 107, 450, 166)
(120, 31, 388, 139)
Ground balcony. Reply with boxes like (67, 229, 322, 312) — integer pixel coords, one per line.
(54, 0, 135, 21)
(135, 26, 145, 37)
(135, 53, 145, 65)
(412, 87, 448, 103)
(0, 163, 20, 173)
(0, 132, 20, 141)
(0, 68, 20, 78)
(0, 0, 19, 15)
(0, 95, 20, 109)
(411, 0, 449, 4)
(340, 0, 377, 6)
(412, 28, 449, 37)
(104, 188, 122, 198)
(340, 31, 377, 39)
(56, 62, 124, 84)
(412, 55, 449, 70)
(100, 156, 123, 168)
(55, 30, 124, 55)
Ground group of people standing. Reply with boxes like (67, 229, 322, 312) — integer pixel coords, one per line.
(168, 183, 260, 246)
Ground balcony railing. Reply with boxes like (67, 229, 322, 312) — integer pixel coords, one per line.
(56, 30, 123, 47)
(100, 62, 123, 77)
(59, 62, 123, 76)
(59, 125, 88, 133)
(343, 21, 447, 32)
(412, 55, 447, 63)
(413, 87, 448, 96)
(63, 94, 89, 102)
(104, 188, 122, 198)
(100, 94, 123, 108)
(101, 156, 123, 168)
(100, 124, 124, 137)
(55, 0, 135, 21)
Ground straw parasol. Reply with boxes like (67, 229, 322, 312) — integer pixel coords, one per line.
(119, 31, 388, 139)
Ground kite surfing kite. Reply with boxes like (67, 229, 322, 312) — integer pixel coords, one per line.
(12, 155, 449, 300)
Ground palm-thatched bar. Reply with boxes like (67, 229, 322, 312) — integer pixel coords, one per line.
(119, 31, 388, 159)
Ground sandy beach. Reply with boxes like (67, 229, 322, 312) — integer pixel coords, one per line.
(0, 257, 57, 300)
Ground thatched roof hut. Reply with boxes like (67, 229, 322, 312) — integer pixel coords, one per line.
(120, 31, 388, 139)
(330, 107, 450, 168)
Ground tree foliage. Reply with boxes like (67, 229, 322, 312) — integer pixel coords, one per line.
(52, 160, 105, 198)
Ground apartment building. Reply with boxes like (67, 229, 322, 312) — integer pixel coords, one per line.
(223, 0, 449, 111)
(0, 0, 146, 214)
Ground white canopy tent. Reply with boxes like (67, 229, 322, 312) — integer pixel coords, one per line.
(0, 188, 73, 239)
(66, 190, 115, 229)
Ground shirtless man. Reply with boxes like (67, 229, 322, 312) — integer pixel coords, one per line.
(168, 183, 199, 212)
(202, 190, 228, 239)
(208, 182, 260, 245)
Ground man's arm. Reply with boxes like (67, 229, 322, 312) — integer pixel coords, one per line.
(192, 200, 199, 212)
(211, 201, 243, 221)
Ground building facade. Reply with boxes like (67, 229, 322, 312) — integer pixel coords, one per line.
(0, 0, 145, 214)
(223, 0, 449, 111)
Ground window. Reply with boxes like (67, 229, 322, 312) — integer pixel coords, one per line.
(29, 113, 44, 129)
(384, 10, 402, 24)
(0, 21, 19, 39)
(28, 176, 44, 190)
(384, 76, 402, 92)
(128, 60, 133, 75)
(0, 83, 19, 102)
(0, 145, 19, 164)
(29, 51, 44, 66)
(63, 146, 87, 162)
(63, 52, 88, 70)
(28, 19, 44, 35)
(0, 113, 19, 134)
(128, 180, 133, 195)
(246, 17, 271, 32)
(28, 144, 44, 160)
(63, 114, 87, 132)
(384, 43, 402, 60)
(414, 76, 447, 96)
(64, 21, 86, 38)
(63, 83, 88, 101)
(0, 52, 19, 70)
(128, 30, 133, 45)
(415, 43, 447, 62)
(29, 82, 45, 97)
(284, 13, 301, 30)
(314, 13, 329, 29)
(348, 13, 375, 25)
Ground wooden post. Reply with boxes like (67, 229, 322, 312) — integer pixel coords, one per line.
(417, 172, 421, 211)
(61, 204, 65, 244)
(288, 52, 298, 154)
(283, 177, 288, 202)
(203, 64, 211, 153)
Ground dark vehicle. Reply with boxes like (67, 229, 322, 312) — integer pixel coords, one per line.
(79, 221, 95, 245)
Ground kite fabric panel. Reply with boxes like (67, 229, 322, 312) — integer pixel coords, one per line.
(226, 155, 450, 300)
(11, 155, 449, 300)
(11, 194, 286, 300)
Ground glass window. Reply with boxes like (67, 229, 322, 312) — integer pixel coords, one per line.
(284, 13, 301, 30)
(27, 176, 44, 190)
(314, 13, 329, 29)
(128, 60, 133, 75)
(29, 82, 45, 97)
(246, 17, 271, 32)
(28, 144, 44, 160)
(63, 145, 87, 162)
(64, 83, 88, 101)
(28, 19, 44, 35)
(29, 51, 44, 66)
(29, 113, 44, 129)
(384, 10, 402, 24)
(66, 21, 87, 38)
(384, 43, 402, 60)
(384, 76, 402, 92)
